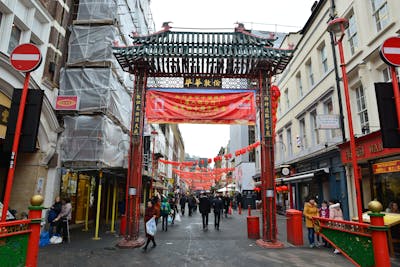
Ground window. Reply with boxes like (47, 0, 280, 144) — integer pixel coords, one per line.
(8, 24, 22, 54)
(324, 99, 339, 138)
(320, 44, 328, 73)
(355, 85, 369, 134)
(371, 0, 389, 32)
(306, 60, 314, 87)
(296, 73, 303, 97)
(284, 88, 289, 110)
(382, 67, 399, 82)
(278, 133, 284, 161)
(286, 127, 293, 157)
(347, 13, 359, 55)
(310, 110, 320, 145)
(299, 118, 307, 148)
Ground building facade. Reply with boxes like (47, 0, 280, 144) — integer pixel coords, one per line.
(276, 0, 400, 219)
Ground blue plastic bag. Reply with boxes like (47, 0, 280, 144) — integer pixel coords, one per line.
(146, 218, 157, 236)
(39, 230, 50, 247)
(168, 215, 173, 224)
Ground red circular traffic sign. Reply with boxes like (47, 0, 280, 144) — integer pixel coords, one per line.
(380, 37, 400, 67)
(10, 43, 42, 72)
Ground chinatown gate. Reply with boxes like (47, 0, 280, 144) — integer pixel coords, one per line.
(113, 23, 293, 248)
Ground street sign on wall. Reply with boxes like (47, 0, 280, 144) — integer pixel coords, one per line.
(55, 96, 79, 110)
(10, 43, 42, 72)
(380, 37, 400, 67)
(317, 114, 340, 129)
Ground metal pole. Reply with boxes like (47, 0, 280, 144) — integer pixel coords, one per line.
(1, 72, 31, 221)
(390, 66, 400, 131)
(106, 182, 111, 225)
(110, 181, 117, 233)
(93, 171, 102, 240)
(82, 180, 91, 232)
(336, 34, 363, 222)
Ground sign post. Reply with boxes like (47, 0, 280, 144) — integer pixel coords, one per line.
(380, 37, 400, 132)
(1, 44, 42, 221)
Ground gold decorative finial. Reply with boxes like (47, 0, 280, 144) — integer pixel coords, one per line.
(368, 199, 383, 213)
(30, 195, 44, 206)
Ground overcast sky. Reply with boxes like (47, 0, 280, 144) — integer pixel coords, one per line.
(150, 0, 317, 159)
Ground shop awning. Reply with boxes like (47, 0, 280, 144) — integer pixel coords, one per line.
(276, 168, 329, 184)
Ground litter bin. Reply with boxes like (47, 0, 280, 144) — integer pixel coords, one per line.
(286, 209, 303, 246)
(247, 216, 260, 239)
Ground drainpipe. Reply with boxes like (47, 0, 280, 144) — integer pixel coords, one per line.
(329, 0, 346, 143)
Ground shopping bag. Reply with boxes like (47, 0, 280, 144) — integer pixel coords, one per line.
(168, 215, 173, 224)
(146, 218, 157, 236)
(39, 231, 50, 247)
(175, 213, 181, 222)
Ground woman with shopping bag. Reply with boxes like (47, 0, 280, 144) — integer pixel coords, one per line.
(143, 200, 157, 252)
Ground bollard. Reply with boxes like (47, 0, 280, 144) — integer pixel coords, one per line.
(368, 200, 390, 267)
(26, 195, 44, 267)
(238, 203, 242, 215)
(248, 205, 251, 216)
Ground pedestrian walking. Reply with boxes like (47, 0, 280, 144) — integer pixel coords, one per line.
(329, 200, 344, 254)
(223, 194, 231, 218)
(318, 200, 330, 247)
(213, 194, 224, 230)
(143, 200, 157, 252)
(303, 196, 318, 248)
(180, 194, 187, 216)
(199, 192, 211, 230)
(169, 197, 178, 224)
(153, 196, 161, 225)
(188, 195, 196, 216)
(160, 198, 171, 231)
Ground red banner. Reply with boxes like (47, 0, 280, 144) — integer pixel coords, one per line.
(145, 89, 256, 124)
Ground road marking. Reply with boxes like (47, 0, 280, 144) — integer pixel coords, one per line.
(384, 47, 400, 54)
(11, 54, 40, 60)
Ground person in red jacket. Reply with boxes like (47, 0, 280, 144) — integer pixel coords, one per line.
(143, 200, 157, 252)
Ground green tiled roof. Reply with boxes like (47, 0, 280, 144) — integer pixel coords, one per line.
(113, 29, 293, 77)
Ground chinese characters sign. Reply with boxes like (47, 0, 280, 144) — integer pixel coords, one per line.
(184, 78, 222, 88)
(132, 91, 143, 136)
(262, 94, 271, 137)
(373, 160, 400, 174)
(145, 89, 256, 125)
(0, 105, 9, 126)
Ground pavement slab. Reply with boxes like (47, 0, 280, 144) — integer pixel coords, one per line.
(38, 210, 400, 267)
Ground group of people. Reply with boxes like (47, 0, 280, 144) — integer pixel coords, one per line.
(303, 197, 343, 253)
(47, 196, 72, 243)
(142, 192, 234, 252)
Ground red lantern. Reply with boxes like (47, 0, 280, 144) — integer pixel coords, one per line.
(281, 185, 288, 192)
(276, 186, 282, 192)
(208, 158, 212, 164)
(271, 85, 281, 98)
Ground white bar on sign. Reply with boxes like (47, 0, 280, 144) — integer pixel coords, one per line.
(11, 54, 40, 60)
(383, 47, 400, 55)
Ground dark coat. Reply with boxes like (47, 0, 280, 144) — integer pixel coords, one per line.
(199, 196, 211, 214)
(180, 196, 187, 207)
(144, 206, 156, 238)
(212, 197, 224, 213)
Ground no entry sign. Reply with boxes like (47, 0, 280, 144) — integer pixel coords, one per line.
(10, 43, 42, 72)
(380, 37, 400, 67)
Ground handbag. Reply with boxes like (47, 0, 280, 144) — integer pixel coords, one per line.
(146, 217, 157, 236)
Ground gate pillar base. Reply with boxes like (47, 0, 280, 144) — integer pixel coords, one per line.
(256, 239, 284, 249)
(116, 237, 145, 248)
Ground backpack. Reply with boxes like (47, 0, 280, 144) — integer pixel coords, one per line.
(161, 202, 169, 216)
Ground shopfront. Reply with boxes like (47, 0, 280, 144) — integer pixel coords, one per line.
(338, 131, 400, 214)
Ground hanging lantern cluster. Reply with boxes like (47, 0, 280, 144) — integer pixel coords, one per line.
(276, 185, 289, 193)
(271, 85, 281, 137)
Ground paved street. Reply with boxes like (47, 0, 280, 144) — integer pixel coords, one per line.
(36, 209, 395, 267)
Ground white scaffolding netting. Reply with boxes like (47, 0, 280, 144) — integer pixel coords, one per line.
(61, 115, 129, 167)
(60, 68, 131, 129)
(77, 0, 117, 21)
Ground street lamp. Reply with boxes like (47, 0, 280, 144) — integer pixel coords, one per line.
(327, 18, 363, 222)
(151, 130, 158, 198)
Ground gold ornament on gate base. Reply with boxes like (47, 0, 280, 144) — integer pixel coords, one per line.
(30, 195, 44, 206)
(368, 199, 383, 213)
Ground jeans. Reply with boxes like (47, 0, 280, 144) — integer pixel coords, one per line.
(214, 212, 221, 229)
(307, 227, 315, 245)
(202, 213, 209, 228)
(162, 215, 168, 231)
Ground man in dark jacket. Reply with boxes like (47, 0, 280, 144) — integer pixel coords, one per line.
(180, 194, 187, 216)
(223, 195, 231, 218)
(199, 192, 211, 230)
(212, 194, 224, 230)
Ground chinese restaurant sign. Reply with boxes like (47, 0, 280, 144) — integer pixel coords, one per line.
(373, 160, 400, 174)
(145, 89, 256, 125)
(184, 77, 222, 88)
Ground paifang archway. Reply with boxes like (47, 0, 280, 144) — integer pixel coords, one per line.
(113, 23, 293, 247)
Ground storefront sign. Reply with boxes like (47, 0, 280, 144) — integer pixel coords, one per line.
(338, 131, 400, 164)
(183, 77, 222, 88)
(55, 96, 79, 110)
(145, 89, 256, 124)
(373, 160, 400, 174)
(0, 104, 9, 126)
(262, 93, 271, 137)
